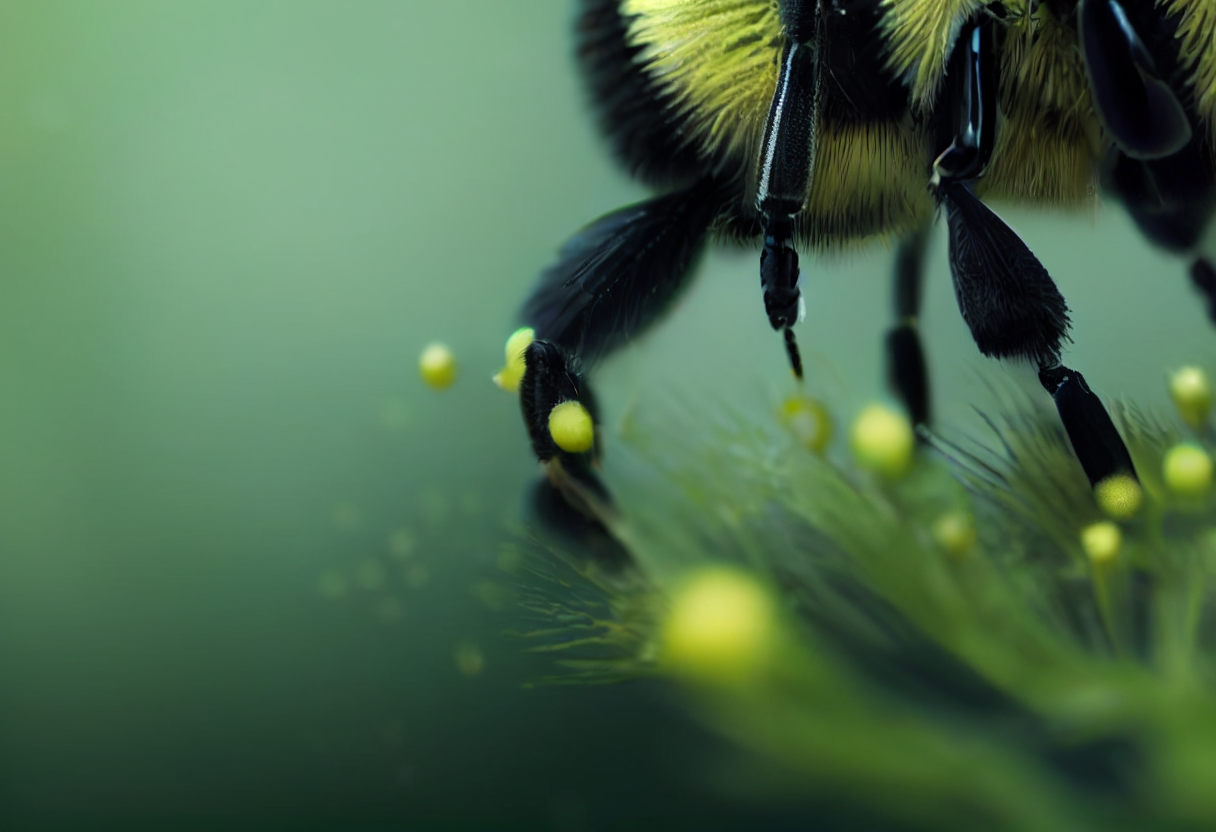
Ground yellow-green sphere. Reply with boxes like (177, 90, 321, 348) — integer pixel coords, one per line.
(779, 394, 832, 454)
(419, 342, 457, 390)
(850, 404, 915, 478)
(548, 400, 595, 453)
(1169, 366, 1213, 429)
(1094, 474, 1142, 520)
(492, 327, 534, 393)
(933, 511, 977, 559)
(1081, 521, 1121, 564)
(1163, 443, 1214, 497)
(661, 567, 777, 687)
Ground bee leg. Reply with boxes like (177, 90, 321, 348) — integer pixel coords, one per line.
(1079, 0, 1191, 160)
(524, 477, 633, 572)
(937, 178, 1137, 486)
(932, 15, 1134, 485)
(520, 177, 724, 367)
(756, 8, 824, 379)
(512, 177, 726, 520)
(518, 339, 615, 525)
(1191, 259, 1216, 325)
(1102, 141, 1216, 324)
(886, 225, 932, 428)
(1039, 366, 1137, 486)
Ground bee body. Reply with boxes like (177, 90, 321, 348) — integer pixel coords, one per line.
(584, 0, 1151, 246)
(508, 0, 1216, 515)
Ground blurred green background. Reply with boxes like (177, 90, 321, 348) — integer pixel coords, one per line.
(1, 2, 1211, 830)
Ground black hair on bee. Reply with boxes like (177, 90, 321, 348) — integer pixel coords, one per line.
(507, 0, 1216, 514)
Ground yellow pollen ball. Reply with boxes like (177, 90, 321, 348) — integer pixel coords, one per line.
(661, 567, 777, 686)
(1094, 474, 1143, 520)
(933, 511, 976, 559)
(1169, 366, 1213, 429)
(850, 404, 915, 478)
(779, 394, 833, 454)
(492, 327, 534, 393)
(1081, 521, 1121, 564)
(1163, 443, 1214, 497)
(419, 342, 457, 389)
(548, 400, 594, 453)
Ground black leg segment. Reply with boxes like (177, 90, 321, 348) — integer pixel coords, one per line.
(886, 226, 932, 427)
(932, 12, 1135, 489)
(519, 339, 614, 520)
(937, 179, 1071, 367)
(1079, 0, 1191, 160)
(1040, 366, 1137, 486)
(756, 18, 823, 378)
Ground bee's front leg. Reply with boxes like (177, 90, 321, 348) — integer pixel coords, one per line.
(756, 2, 825, 379)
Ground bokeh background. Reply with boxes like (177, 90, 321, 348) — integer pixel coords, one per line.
(2, 2, 1212, 830)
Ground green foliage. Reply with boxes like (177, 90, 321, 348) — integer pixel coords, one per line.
(509, 382, 1216, 831)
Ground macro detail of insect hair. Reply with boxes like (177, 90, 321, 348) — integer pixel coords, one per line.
(756, 0, 825, 380)
(931, 12, 1136, 488)
(502, 0, 1216, 525)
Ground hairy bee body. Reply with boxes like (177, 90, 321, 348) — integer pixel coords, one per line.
(586, 0, 1212, 246)
(509, 0, 1216, 517)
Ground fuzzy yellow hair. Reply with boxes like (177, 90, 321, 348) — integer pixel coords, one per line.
(980, 1, 1102, 205)
(624, 0, 930, 247)
(622, 0, 781, 165)
(880, 0, 984, 111)
(1163, 0, 1216, 130)
(802, 121, 932, 248)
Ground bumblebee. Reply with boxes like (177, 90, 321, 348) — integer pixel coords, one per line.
(504, 0, 1216, 511)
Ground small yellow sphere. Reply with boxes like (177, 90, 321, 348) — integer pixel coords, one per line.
(850, 404, 915, 478)
(1094, 474, 1143, 520)
(933, 511, 977, 559)
(419, 342, 457, 390)
(1169, 366, 1213, 429)
(1081, 521, 1121, 564)
(661, 567, 777, 686)
(548, 400, 595, 453)
(492, 327, 534, 393)
(1163, 443, 1214, 497)
(779, 394, 833, 454)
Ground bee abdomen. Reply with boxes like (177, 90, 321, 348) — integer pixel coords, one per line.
(577, 0, 706, 186)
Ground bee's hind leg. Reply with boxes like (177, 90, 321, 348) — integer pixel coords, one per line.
(886, 224, 933, 428)
(510, 178, 726, 531)
(1190, 259, 1216, 324)
(517, 339, 612, 523)
(1102, 141, 1216, 326)
(934, 15, 1136, 488)
(936, 177, 1137, 488)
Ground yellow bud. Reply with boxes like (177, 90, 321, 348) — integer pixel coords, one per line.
(779, 394, 833, 454)
(419, 342, 457, 390)
(661, 567, 777, 686)
(1169, 366, 1213, 429)
(492, 327, 534, 393)
(1081, 521, 1121, 564)
(1163, 443, 1214, 497)
(850, 404, 915, 478)
(548, 400, 594, 453)
(933, 511, 976, 559)
(1094, 474, 1142, 520)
